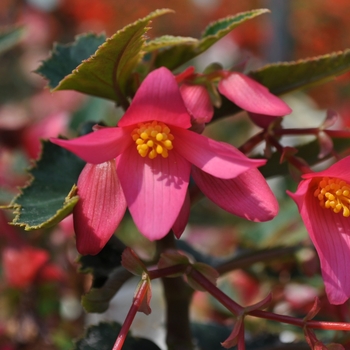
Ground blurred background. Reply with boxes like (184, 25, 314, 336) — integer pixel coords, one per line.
(1, 0, 350, 349)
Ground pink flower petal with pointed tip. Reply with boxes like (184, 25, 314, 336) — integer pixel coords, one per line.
(302, 156, 350, 180)
(173, 127, 266, 179)
(172, 191, 190, 239)
(288, 178, 350, 304)
(248, 112, 280, 129)
(180, 84, 214, 124)
(118, 67, 192, 128)
(192, 166, 278, 222)
(73, 161, 127, 255)
(117, 147, 191, 241)
(50, 127, 132, 164)
(218, 72, 292, 116)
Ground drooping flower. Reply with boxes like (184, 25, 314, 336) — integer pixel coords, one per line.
(177, 67, 292, 129)
(51, 67, 278, 255)
(287, 156, 350, 304)
(218, 72, 292, 128)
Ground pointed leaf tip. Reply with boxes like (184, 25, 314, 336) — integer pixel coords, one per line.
(54, 8, 174, 103)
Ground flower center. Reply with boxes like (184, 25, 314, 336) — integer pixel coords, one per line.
(131, 121, 174, 159)
(314, 177, 350, 217)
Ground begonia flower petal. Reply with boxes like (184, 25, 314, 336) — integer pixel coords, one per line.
(172, 191, 190, 238)
(73, 161, 127, 255)
(192, 166, 278, 221)
(302, 156, 350, 181)
(218, 72, 292, 116)
(118, 67, 192, 129)
(180, 84, 214, 124)
(117, 146, 191, 241)
(173, 127, 266, 179)
(50, 127, 132, 164)
(288, 179, 350, 304)
(248, 112, 280, 129)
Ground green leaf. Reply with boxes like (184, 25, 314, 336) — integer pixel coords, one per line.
(250, 49, 350, 96)
(154, 9, 269, 70)
(54, 9, 173, 104)
(36, 33, 106, 89)
(8, 141, 84, 230)
(0, 26, 25, 54)
(74, 322, 161, 350)
(144, 35, 198, 52)
(191, 322, 231, 350)
(81, 267, 132, 313)
(78, 235, 126, 288)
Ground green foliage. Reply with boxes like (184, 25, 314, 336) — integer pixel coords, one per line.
(54, 9, 173, 104)
(9, 141, 84, 230)
(153, 9, 269, 70)
(250, 49, 350, 95)
(78, 236, 126, 284)
(0, 26, 25, 54)
(36, 33, 106, 89)
(74, 322, 161, 350)
(144, 35, 198, 52)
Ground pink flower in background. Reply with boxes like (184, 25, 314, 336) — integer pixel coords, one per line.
(22, 111, 69, 159)
(288, 156, 350, 304)
(2, 246, 65, 289)
(52, 67, 278, 255)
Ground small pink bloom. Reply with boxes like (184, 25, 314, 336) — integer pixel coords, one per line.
(179, 83, 214, 132)
(287, 156, 350, 304)
(52, 67, 277, 253)
(218, 72, 292, 128)
(22, 111, 69, 159)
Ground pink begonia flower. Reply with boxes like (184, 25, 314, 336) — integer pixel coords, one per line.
(177, 67, 292, 129)
(287, 156, 350, 304)
(218, 72, 292, 128)
(51, 67, 278, 255)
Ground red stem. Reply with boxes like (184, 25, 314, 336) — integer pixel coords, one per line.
(189, 268, 243, 315)
(189, 267, 350, 332)
(148, 264, 188, 280)
(112, 278, 149, 350)
(248, 310, 350, 331)
(273, 127, 350, 139)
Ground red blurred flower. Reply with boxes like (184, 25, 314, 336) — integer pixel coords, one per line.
(2, 246, 65, 289)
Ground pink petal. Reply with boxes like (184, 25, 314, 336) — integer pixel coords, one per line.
(179, 84, 214, 124)
(117, 146, 191, 241)
(218, 72, 292, 116)
(302, 155, 350, 181)
(118, 67, 191, 129)
(173, 127, 266, 179)
(288, 179, 350, 304)
(50, 127, 132, 164)
(192, 166, 278, 221)
(248, 112, 280, 129)
(73, 161, 127, 255)
(172, 191, 190, 239)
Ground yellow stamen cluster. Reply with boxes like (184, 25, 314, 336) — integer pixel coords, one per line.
(314, 177, 350, 217)
(131, 121, 174, 159)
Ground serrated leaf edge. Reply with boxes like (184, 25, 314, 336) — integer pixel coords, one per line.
(200, 8, 270, 39)
(10, 184, 79, 231)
